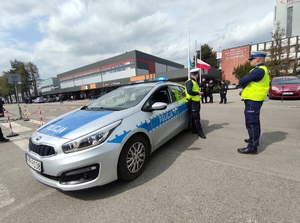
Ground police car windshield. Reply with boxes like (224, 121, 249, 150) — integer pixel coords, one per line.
(87, 85, 153, 110)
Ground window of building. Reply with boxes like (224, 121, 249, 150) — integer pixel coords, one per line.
(286, 7, 293, 38)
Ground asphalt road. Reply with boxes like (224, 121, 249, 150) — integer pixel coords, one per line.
(1, 90, 300, 223)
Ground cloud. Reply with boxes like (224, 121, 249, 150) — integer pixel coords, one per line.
(0, 0, 275, 79)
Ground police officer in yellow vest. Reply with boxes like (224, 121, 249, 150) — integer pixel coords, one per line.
(238, 51, 270, 154)
(185, 68, 206, 139)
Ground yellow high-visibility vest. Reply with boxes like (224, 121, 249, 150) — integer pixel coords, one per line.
(241, 65, 270, 101)
(185, 79, 200, 102)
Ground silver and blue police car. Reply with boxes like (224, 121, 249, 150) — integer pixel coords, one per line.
(25, 79, 189, 191)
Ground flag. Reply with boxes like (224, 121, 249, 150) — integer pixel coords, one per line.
(196, 59, 211, 70)
(189, 59, 193, 68)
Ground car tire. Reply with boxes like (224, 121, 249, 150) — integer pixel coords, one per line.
(118, 135, 149, 181)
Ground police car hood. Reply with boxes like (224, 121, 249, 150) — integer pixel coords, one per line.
(37, 108, 134, 139)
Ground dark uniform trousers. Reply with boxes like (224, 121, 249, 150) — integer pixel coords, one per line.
(189, 101, 203, 132)
(244, 100, 263, 149)
(220, 91, 227, 103)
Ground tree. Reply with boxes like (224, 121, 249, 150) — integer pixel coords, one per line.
(0, 72, 16, 103)
(193, 44, 218, 69)
(233, 61, 253, 80)
(265, 21, 293, 77)
(26, 62, 40, 97)
(6, 60, 40, 101)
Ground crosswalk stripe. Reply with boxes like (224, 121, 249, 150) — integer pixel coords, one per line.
(1, 122, 32, 132)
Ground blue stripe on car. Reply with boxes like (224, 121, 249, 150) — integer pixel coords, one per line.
(38, 110, 113, 137)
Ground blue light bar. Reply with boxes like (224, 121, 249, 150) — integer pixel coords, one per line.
(155, 76, 168, 81)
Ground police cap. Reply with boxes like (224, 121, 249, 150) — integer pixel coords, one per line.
(190, 68, 200, 75)
(249, 51, 267, 60)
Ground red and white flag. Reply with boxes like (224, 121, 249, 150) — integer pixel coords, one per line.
(196, 59, 211, 70)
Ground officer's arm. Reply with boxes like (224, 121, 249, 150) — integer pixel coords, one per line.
(239, 68, 265, 87)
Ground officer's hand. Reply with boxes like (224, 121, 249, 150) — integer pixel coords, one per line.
(199, 91, 204, 96)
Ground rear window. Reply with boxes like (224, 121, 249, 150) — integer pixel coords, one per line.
(273, 77, 300, 85)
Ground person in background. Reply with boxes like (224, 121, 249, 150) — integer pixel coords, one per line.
(0, 127, 9, 142)
(185, 68, 206, 139)
(219, 80, 228, 104)
(0, 97, 5, 117)
(238, 51, 270, 154)
(207, 80, 214, 103)
(59, 94, 64, 104)
(200, 77, 208, 104)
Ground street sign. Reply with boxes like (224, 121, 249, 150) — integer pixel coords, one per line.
(7, 73, 23, 120)
(8, 73, 21, 84)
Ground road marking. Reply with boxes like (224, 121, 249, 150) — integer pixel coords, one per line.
(0, 187, 55, 222)
(0, 123, 33, 152)
(1, 122, 31, 132)
(0, 183, 15, 209)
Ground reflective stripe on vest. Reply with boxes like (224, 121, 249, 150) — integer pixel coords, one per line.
(241, 65, 270, 101)
(185, 79, 200, 102)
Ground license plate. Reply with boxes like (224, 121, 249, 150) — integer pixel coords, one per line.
(283, 92, 293, 95)
(26, 154, 42, 172)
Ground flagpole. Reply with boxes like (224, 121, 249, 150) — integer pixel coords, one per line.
(195, 40, 197, 70)
(187, 28, 190, 79)
(199, 43, 202, 83)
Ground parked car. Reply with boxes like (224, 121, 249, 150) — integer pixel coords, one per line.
(269, 76, 300, 99)
(25, 79, 189, 191)
(227, 84, 238, 89)
(45, 97, 56, 103)
(33, 97, 45, 103)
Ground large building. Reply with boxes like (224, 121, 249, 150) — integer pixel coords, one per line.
(42, 50, 221, 99)
(275, 0, 300, 38)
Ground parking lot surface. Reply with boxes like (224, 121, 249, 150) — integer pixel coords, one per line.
(1, 90, 300, 222)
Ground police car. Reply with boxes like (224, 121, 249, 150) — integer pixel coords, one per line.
(25, 78, 189, 191)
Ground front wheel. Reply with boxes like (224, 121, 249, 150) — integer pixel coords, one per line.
(118, 135, 149, 181)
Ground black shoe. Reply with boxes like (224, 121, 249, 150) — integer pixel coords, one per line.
(198, 131, 206, 139)
(0, 138, 9, 142)
(244, 139, 259, 146)
(237, 147, 257, 154)
(219, 102, 222, 104)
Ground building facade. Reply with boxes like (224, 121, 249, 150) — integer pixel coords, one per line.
(40, 77, 58, 93)
(221, 35, 300, 84)
(41, 50, 221, 99)
(275, 0, 300, 38)
(221, 45, 251, 84)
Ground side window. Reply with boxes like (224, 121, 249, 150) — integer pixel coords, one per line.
(151, 87, 170, 104)
(142, 87, 170, 111)
(169, 85, 185, 101)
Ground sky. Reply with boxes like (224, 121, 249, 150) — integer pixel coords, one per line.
(0, 0, 275, 80)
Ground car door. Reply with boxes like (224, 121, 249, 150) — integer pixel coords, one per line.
(168, 84, 189, 131)
(142, 86, 180, 150)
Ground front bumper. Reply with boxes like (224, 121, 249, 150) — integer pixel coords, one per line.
(26, 133, 123, 191)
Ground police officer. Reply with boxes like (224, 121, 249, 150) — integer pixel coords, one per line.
(207, 80, 214, 103)
(219, 80, 228, 104)
(185, 68, 206, 139)
(200, 77, 208, 103)
(238, 51, 270, 154)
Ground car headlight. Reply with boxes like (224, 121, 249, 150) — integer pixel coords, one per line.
(62, 120, 122, 153)
(271, 86, 279, 91)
